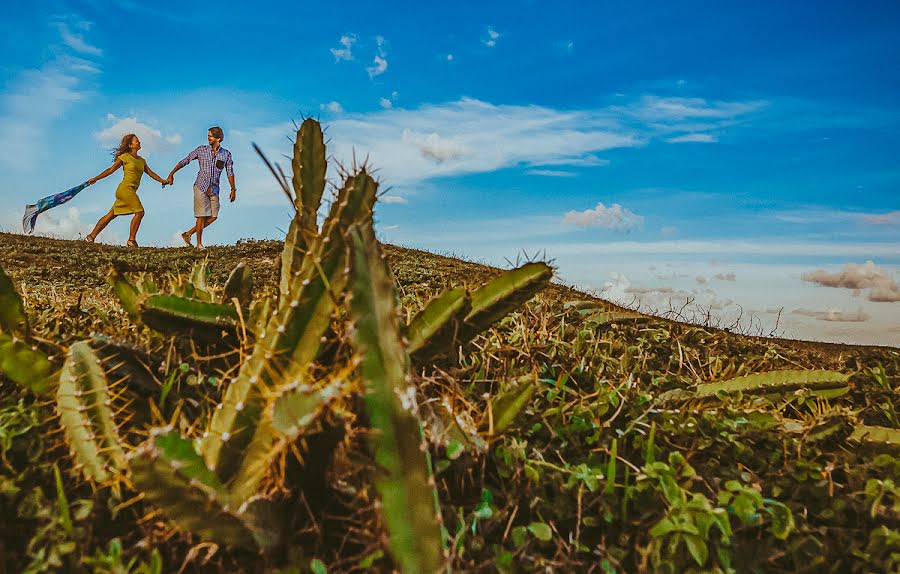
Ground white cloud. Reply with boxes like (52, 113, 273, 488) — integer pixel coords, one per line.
(714, 272, 737, 281)
(525, 169, 577, 177)
(0, 17, 101, 171)
(379, 98, 393, 109)
(30, 206, 123, 244)
(802, 261, 900, 302)
(94, 114, 182, 154)
(380, 195, 408, 204)
(53, 17, 102, 56)
(331, 34, 356, 61)
(563, 202, 644, 233)
(864, 211, 900, 225)
(447, 54, 454, 61)
(483, 26, 500, 47)
(237, 94, 765, 204)
(368, 55, 388, 78)
(792, 307, 870, 322)
(320, 101, 344, 113)
(666, 133, 717, 143)
(660, 226, 677, 235)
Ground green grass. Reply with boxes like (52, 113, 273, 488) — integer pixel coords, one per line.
(1, 231, 898, 574)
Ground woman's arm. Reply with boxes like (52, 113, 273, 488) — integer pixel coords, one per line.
(87, 158, 123, 185)
(144, 163, 167, 185)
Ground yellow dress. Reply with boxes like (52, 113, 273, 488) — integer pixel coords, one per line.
(112, 154, 146, 215)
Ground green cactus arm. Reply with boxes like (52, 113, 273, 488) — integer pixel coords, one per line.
(348, 223, 445, 574)
(223, 262, 253, 307)
(226, 373, 348, 505)
(406, 287, 470, 362)
(0, 333, 56, 395)
(293, 117, 327, 230)
(460, 262, 553, 342)
(848, 426, 900, 450)
(187, 262, 213, 302)
(56, 341, 126, 487)
(280, 217, 305, 299)
(695, 370, 850, 397)
(107, 268, 142, 322)
(139, 294, 239, 338)
(202, 170, 377, 483)
(280, 119, 327, 297)
(128, 429, 266, 549)
(0, 265, 28, 336)
(248, 296, 273, 335)
(490, 376, 536, 433)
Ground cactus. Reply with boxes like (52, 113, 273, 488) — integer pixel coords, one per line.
(183, 261, 213, 302)
(56, 341, 126, 489)
(128, 428, 277, 549)
(0, 265, 28, 336)
(406, 287, 470, 362)
(139, 294, 240, 340)
(695, 370, 850, 398)
(348, 223, 445, 574)
(848, 426, 900, 451)
(0, 333, 55, 395)
(202, 169, 377, 487)
(223, 262, 253, 308)
(490, 375, 536, 433)
(225, 371, 350, 505)
(107, 268, 142, 322)
(459, 262, 553, 343)
(281, 118, 327, 298)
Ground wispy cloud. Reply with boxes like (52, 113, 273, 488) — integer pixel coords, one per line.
(525, 169, 577, 177)
(94, 114, 182, 153)
(802, 261, 900, 302)
(320, 101, 344, 113)
(864, 211, 900, 225)
(237, 94, 769, 204)
(714, 272, 737, 281)
(331, 34, 356, 61)
(563, 202, 644, 232)
(792, 307, 870, 322)
(52, 16, 102, 56)
(0, 15, 101, 171)
(367, 35, 388, 78)
(666, 133, 717, 143)
(483, 26, 500, 47)
(379, 97, 393, 109)
(380, 195, 408, 204)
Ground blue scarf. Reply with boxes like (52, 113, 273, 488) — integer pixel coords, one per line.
(23, 182, 89, 234)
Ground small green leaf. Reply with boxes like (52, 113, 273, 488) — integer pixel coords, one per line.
(511, 526, 528, 547)
(310, 558, 328, 574)
(683, 533, 708, 566)
(446, 440, 465, 460)
(528, 522, 553, 541)
(765, 501, 795, 540)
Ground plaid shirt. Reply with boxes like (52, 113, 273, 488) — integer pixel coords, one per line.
(176, 145, 234, 196)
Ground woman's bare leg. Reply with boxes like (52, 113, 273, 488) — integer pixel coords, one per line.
(129, 211, 144, 243)
(87, 209, 116, 241)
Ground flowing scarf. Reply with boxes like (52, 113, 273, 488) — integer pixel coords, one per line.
(22, 182, 89, 234)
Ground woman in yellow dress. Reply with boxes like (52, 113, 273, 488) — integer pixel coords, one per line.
(84, 133, 167, 246)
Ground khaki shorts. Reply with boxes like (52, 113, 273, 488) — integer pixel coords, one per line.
(193, 186, 220, 218)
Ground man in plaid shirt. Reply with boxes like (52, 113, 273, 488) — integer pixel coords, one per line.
(166, 126, 236, 248)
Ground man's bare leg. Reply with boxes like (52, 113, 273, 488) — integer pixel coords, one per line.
(187, 216, 217, 248)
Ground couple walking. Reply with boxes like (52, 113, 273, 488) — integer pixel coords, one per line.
(84, 126, 236, 248)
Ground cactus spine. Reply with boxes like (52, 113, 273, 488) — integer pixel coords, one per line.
(348, 223, 445, 574)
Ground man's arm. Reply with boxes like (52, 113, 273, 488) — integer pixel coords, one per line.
(226, 151, 236, 202)
(167, 146, 200, 184)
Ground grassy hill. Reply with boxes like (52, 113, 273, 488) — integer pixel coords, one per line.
(1, 231, 897, 574)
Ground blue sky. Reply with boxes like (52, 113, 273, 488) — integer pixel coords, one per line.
(2, 0, 899, 345)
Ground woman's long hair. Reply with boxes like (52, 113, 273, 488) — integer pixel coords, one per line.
(111, 134, 137, 161)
